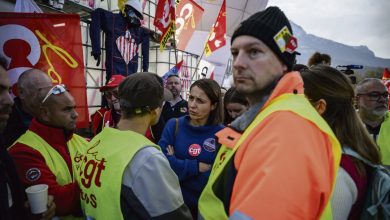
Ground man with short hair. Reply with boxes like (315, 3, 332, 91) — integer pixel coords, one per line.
(198, 7, 341, 219)
(91, 74, 125, 136)
(0, 55, 23, 220)
(9, 84, 87, 218)
(79, 72, 192, 219)
(0, 56, 55, 219)
(3, 69, 53, 148)
(92, 74, 167, 141)
(356, 78, 390, 164)
(151, 74, 189, 142)
(162, 74, 188, 121)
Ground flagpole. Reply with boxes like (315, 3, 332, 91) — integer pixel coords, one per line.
(193, 47, 206, 81)
(220, 58, 232, 87)
(173, 0, 181, 65)
(173, 24, 178, 65)
(193, 0, 226, 82)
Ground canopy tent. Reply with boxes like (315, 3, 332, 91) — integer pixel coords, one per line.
(184, 0, 268, 85)
(196, 0, 268, 36)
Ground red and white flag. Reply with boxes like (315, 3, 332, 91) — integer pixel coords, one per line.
(154, 0, 176, 51)
(0, 13, 89, 128)
(204, 0, 226, 57)
(175, 0, 204, 50)
(115, 31, 138, 64)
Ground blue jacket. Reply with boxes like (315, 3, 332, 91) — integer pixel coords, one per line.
(158, 116, 224, 209)
(90, 8, 149, 81)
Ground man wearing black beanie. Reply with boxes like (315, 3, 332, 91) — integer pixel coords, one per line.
(198, 6, 341, 219)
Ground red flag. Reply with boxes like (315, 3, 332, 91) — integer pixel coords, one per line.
(383, 68, 390, 81)
(0, 13, 89, 128)
(204, 0, 226, 57)
(154, 0, 176, 51)
(384, 68, 390, 110)
(175, 0, 204, 50)
(209, 71, 214, 80)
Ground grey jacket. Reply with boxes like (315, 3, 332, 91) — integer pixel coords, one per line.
(120, 146, 192, 220)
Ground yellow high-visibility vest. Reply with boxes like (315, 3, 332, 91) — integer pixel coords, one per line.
(378, 112, 390, 165)
(11, 130, 87, 220)
(78, 127, 160, 220)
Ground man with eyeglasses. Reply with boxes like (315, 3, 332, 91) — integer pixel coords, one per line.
(2, 69, 53, 148)
(8, 83, 88, 218)
(356, 78, 390, 165)
(91, 74, 125, 136)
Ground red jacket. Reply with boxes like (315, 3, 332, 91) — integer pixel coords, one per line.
(8, 119, 81, 216)
(90, 107, 110, 136)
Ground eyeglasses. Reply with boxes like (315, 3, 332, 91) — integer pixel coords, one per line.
(357, 91, 389, 102)
(104, 90, 119, 99)
(41, 84, 67, 104)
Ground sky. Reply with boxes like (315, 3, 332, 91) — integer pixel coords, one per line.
(267, 0, 390, 59)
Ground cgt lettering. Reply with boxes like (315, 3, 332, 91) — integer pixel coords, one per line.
(188, 144, 201, 157)
(81, 158, 106, 188)
(80, 191, 97, 208)
(190, 148, 201, 154)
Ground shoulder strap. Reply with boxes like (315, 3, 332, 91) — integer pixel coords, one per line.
(175, 118, 179, 138)
(173, 118, 179, 146)
(343, 146, 376, 168)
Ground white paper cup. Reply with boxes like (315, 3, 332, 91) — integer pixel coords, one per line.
(25, 184, 48, 214)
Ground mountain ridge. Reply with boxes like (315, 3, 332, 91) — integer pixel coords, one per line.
(291, 21, 390, 68)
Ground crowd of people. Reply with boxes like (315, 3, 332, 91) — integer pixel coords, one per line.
(1, 5, 389, 220)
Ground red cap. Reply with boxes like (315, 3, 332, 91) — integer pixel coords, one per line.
(100, 75, 126, 92)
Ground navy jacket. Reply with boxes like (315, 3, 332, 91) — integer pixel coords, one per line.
(90, 8, 149, 81)
(158, 116, 224, 212)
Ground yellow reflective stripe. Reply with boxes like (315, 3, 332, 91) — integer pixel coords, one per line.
(199, 94, 340, 220)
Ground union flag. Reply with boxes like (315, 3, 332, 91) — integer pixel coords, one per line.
(204, 0, 226, 57)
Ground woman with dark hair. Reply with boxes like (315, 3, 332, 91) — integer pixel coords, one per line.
(158, 79, 224, 219)
(301, 65, 381, 220)
(223, 87, 249, 125)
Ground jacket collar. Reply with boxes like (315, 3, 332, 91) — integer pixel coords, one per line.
(231, 72, 304, 132)
(29, 118, 73, 148)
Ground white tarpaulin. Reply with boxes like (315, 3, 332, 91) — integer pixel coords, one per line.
(195, 0, 268, 36)
(185, 0, 268, 85)
(14, 0, 42, 12)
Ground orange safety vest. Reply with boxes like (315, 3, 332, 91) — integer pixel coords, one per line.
(199, 93, 341, 220)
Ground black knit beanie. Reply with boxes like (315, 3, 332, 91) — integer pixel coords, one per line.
(231, 7, 297, 71)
